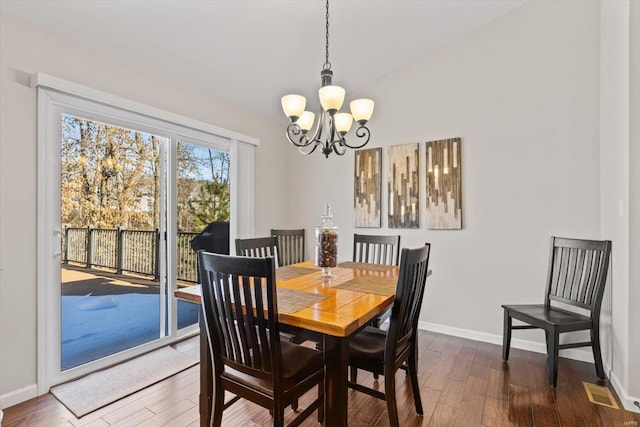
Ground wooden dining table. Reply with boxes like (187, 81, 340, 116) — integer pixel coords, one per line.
(174, 260, 400, 427)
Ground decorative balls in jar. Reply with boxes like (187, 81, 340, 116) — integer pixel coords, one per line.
(316, 229, 338, 268)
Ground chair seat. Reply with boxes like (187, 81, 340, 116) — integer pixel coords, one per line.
(349, 326, 387, 361)
(502, 304, 592, 331)
(223, 340, 324, 396)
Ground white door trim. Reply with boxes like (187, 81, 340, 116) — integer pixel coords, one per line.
(33, 74, 256, 393)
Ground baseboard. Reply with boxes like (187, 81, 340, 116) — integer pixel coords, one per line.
(0, 384, 38, 410)
(417, 321, 595, 363)
(609, 370, 640, 413)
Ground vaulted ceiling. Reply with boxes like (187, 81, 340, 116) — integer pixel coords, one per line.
(1, 0, 526, 121)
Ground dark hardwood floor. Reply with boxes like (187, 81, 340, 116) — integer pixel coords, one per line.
(3, 331, 638, 426)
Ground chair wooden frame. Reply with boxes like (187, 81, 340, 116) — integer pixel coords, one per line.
(198, 252, 324, 426)
(271, 229, 305, 266)
(235, 236, 279, 266)
(353, 234, 401, 329)
(237, 235, 311, 351)
(348, 244, 431, 427)
(353, 233, 401, 266)
(502, 236, 612, 387)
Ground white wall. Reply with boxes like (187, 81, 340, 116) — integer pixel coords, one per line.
(290, 1, 640, 408)
(628, 0, 640, 408)
(600, 0, 640, 412)
(288, 0, 601, 348)
(0, 12, 287, 407)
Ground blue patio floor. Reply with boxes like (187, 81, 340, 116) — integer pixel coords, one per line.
(61, 266, 199, 370)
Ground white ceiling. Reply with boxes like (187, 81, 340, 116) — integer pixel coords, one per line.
(1, 0, 526, 121)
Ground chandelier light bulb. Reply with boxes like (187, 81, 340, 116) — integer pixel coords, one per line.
(298, 111, 315, 132)
(334, 113, 353, 135)
(350, 99, 375, 124)
(281, 94, 306, 121)
(318, 85, 345, 114)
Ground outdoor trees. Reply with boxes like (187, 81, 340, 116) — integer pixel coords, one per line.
(184, 150, 230, 229)
(61, 114, 230, 233)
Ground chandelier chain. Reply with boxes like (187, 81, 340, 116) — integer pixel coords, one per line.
(325, 0, 330, 68)
(282, 0, 373, 157)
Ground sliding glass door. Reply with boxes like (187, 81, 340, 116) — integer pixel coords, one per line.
(51, 110, 230, 384)
(34, 78, 254, 392)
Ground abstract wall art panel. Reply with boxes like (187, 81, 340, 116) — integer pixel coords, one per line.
(354, 148, 382, 227)
(425, 137, 462, 229)
(353, 148, 382, 228)
(387, 143, 419, 228)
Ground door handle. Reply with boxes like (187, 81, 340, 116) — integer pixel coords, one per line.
(53, 229, 62, 257)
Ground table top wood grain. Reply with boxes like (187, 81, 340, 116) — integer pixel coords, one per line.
(174, 260, 399, 337)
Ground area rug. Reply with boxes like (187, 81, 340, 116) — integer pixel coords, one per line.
(50, 346, 198, 418)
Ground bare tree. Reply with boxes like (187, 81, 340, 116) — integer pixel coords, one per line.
(61, 116, 230, 233)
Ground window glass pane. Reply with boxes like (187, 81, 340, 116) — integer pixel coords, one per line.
(60, 114, 166, 369)
(176, 142, 230, 330)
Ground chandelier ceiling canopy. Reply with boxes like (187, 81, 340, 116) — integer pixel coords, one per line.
(281, 0, 375, 158)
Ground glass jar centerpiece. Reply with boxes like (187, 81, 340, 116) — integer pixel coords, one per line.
(315, 203, 338, 278)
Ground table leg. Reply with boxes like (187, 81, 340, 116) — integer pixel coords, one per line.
(324, 335, 349, 427)
(199, 309, 212, 427)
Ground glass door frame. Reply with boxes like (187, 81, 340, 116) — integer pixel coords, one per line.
(43, 97, 180, 387)
(34, 80, 247, 392)
(167, 135, 231, 339)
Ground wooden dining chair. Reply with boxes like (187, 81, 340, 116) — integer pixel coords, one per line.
(198, 252, 324, 426)
(353, 233, 401, 328)
(235, 236, 279, 266)
(348, 244, 431, 427)
(271, 229, 305, 266)
(353, 233, 401, 266)
(502, 236, 612, 387)
(237, 236, 309, 350)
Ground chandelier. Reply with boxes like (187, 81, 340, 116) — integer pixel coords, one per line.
(281, 0, 375, 158)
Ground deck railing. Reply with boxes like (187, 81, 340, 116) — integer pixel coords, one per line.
(63, 227, 200, 283)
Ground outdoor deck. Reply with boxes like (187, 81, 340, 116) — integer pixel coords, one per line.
(60, 265, 199, 370)
(62, 264, 164, 296)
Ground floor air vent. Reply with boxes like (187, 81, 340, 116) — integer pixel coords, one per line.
(583, 382, 619, 409)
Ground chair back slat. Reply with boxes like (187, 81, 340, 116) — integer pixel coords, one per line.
(585, 249, 604, 306)
(253, 275, 273, 370)
(212, 273, 235, 361)
(239, 276, 262, 368)
(570, 249, 586, 301)
(386, 244, 431, 359)
(231, 275, 254, 366)
(578, 249, 595, 303)
(225, 275, 243, 362)
(353, 234, 401, 266)
(199, 252, 281, 382)
(236, 236, 280, 267)
(545, 237, 611, 313)
(271, 229, 305, 266)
